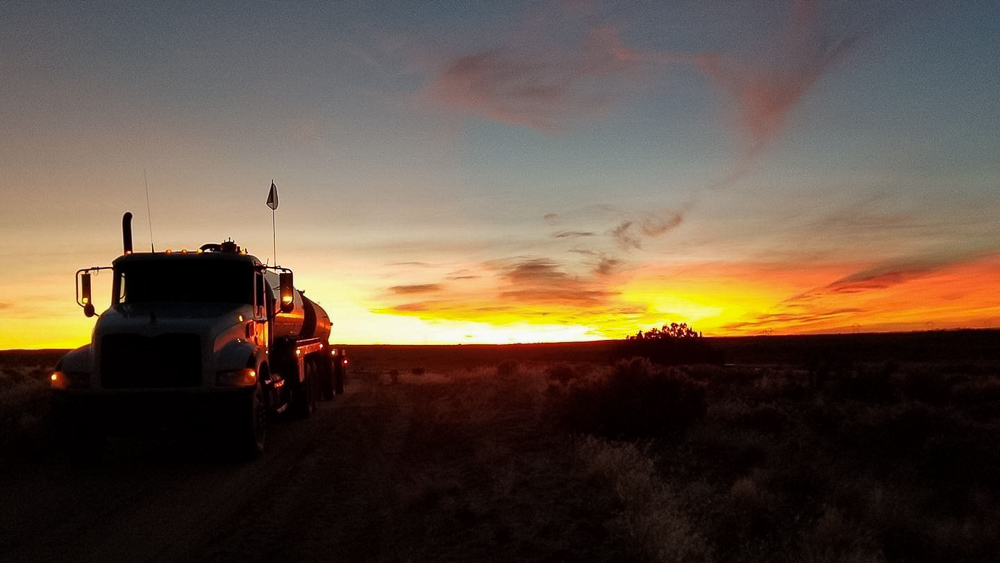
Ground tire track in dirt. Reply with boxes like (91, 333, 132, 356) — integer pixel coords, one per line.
(180, 383, 418, 563)
(0, 382, 416, 563)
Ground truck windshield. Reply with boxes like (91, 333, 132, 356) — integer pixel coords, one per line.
(117, 260, 255, 305)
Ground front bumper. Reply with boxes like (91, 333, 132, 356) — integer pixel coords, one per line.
(51, 387, 255, 437)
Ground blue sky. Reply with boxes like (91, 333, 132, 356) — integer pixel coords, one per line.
(2, 0, 999, 347)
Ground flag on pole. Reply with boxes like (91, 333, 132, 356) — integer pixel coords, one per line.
(266, 181, 279, 210)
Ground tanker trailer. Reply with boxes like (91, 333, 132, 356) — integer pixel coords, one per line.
(265, 271, 344, 411)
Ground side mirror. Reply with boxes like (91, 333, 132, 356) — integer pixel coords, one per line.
(79, 271, 95, 317)
(279, 271, 295, 313)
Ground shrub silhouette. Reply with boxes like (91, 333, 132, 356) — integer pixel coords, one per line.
(496, 359, 520, 377)
(551, 357, 706, 441)
(618, 322, 723, 365)
(544, 362, 579, 385)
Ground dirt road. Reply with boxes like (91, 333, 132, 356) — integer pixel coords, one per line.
(0, 381, 418, 563)
(0, 373, 617, 563)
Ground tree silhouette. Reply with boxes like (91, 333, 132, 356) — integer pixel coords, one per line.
(627, 322, 701, 341)
(620, 322, 721, 365)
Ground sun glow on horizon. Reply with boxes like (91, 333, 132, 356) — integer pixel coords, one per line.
(4, 253, 1000, 350)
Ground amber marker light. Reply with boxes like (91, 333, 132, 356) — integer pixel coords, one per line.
(216, 368, 257, 386)
(51, 371, 88, 389)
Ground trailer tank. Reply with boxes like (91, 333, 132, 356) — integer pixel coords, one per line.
(268, 272, 332, 343)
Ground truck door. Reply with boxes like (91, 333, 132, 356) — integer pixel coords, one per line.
(254, 269, 270, 347)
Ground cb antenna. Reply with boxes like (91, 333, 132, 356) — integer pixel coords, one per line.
(144, 169, 155, 251)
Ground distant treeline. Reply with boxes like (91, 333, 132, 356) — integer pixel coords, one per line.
(7, 329, 1000, 373)
(711, 329, 1000, 365)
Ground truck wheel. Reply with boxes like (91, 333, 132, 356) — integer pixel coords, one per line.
(305, 357, 318, 415)
(291, 357, 318, 419)
(309, 359, 319, 412)
(319, 357, 334, 401)
(334, 360, 345, 396)
(235, 381, 266, 460)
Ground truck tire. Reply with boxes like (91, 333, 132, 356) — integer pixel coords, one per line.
(306, 357, 319, 413)
(319, 356, 334, 401)
(334, 359, 345, 396)
(234, 380, 266, 461)
(290, 357, 318, 419)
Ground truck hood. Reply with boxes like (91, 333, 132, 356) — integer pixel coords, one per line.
(97, 303, 254, 336)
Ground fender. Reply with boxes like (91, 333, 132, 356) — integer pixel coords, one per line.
(56, 344, 93, 374)
(216, 340, 267, 374)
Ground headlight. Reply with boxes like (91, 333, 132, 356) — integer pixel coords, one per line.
(216, 368, 257, 387)
(51, 371, 90, 389)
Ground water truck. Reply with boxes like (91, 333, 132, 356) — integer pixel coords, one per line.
(51, 212, 347, 460)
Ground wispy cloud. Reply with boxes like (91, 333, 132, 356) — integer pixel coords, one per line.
(388, 284, 444, 295)
(418, 24, 648, 130)
(377, 253, 642, 332)
(419, 0, 920, 181)
(552, 230, 596, 239)
(721, 308, 865, 333)
(447, 269, 480, 281)
(699, 0, 926, 182)
(495, 257, 617, 306)
(697, 2, 857, 160)
(797, 253, 991, 300)
(609, 207, 684, 250)
(571, 249, 624, 277)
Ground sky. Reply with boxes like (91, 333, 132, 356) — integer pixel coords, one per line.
(2, 0, 999, 348)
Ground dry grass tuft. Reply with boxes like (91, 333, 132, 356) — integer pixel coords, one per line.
(579, 435, 708, 562)
(548, 357, 707, 441)
(0, 364, 52, 455)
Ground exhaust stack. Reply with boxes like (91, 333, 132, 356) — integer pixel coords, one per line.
(122, 212, 133, 255)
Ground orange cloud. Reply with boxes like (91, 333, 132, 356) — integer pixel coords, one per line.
(496, 257, 618, 307)
(372, 252, 1000, 341)
(389, 284, 444, 295)
(721, 253, 1000, 334)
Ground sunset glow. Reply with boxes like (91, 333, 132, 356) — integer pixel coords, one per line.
(2, 1, 998, 348)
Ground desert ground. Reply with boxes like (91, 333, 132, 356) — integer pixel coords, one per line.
(2, 331, 999, 562)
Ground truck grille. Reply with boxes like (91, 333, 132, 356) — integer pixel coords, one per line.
(101, 333, 202, 388)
